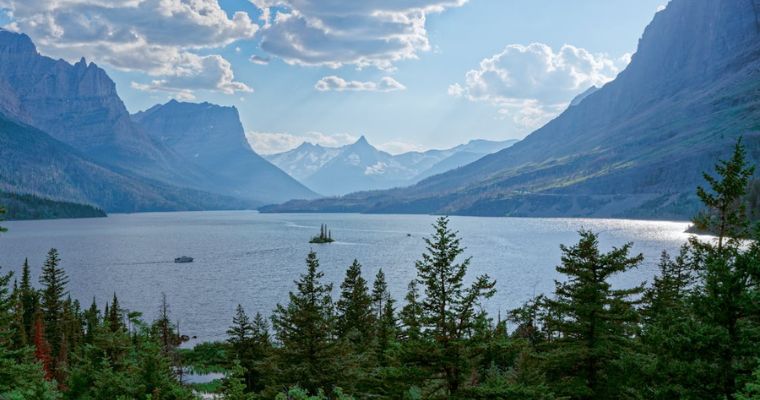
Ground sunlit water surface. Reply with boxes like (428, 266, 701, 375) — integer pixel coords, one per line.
(0, 212, 701, 343)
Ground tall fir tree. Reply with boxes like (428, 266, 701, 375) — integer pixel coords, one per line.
(38, 248, 69, 374)
(690, 139, 760, 398)
(541, 230, 644, 400)
(336, 260, 373, 343)
(271, 251, 340, 394)
(18, 258, 38, 344)
(414, 216, 496, 396)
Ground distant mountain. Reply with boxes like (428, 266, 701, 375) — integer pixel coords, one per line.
(265, 137, 517, 195)
(262, 0, 760, 219)
(0, 113, 250, 213)
(132, 100, 316, 204)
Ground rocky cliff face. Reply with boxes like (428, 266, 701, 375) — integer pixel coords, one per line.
(263, 0, 760, 219)
(0, 30, 176, 176)
(133, 100, 317, 203)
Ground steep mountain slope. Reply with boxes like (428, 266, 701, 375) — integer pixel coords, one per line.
(0, 29, 201, 185)
(265, 138, 517, 195)
(262, 0, 760, 219)
(0, 114, 250, 212)
(132, 100, 316, 203)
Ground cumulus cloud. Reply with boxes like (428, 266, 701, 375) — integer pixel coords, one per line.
(314, 76, 406, 92)
(1, 0, 256, 96)
(246, 131, 358, 154)
(250, 0, 467, 69)
(450, 43, 629, 129)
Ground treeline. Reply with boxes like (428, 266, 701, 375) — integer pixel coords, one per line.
(0, 191, 106, 221)
(0, 141, 759, 399)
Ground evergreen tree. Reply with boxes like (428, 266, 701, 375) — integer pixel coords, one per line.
(414, 216, 496, 395)
(541, 230, 644, 400)
(18, 258, 38, 343)
(39, 248, 69, 374)
(371, 269, 397, 361)
(84, 298, 100, 344)
(336, 260, 373, 343)
(689, 139, 760, 398)
(271, 251, 339, 394)
(108, 292, 123, 333)
(694, 138, 755, 247)
(399, 280, 422, 341)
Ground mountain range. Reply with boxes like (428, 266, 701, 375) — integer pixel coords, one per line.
(0, 29, 315, 212)
(261, 0, 760, 219)
(265, 137, 517, 195)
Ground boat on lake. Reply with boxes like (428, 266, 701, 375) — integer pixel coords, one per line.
(174, 256, 194, 263)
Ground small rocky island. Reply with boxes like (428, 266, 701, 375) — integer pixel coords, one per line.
(310, 224, 334, 244)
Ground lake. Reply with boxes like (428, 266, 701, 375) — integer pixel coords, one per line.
(0, 211, 700, 343)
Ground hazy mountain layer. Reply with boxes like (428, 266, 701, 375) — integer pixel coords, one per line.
(265, 137, 517, 196)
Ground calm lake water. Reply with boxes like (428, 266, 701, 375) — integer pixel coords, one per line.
(0, 212, 701, 343)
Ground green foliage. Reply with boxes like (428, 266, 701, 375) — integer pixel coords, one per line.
(541, 230, 644, 399)
(413, 216, 496, 396)
(271, 251, 340, 394)
(0, 191, 106, 221)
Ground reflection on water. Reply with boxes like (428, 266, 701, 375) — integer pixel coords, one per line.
(0, 211, 698, 342)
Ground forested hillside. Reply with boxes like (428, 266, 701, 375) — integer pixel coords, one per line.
(0, 192, 105, 220)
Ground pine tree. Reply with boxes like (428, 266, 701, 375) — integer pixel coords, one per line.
(108, 293, 123, 333)
(0, 206, 6, 234)
(18, 258, 38, 344)
(541, 230, 644, 400)
(371, 269, 396, 361)
(689, 139, 760, 398)
(38, 248, 69, 373)
(399, 280, 422, 341)
(694, 138, 755, 248)
(84, 298, 100, 344)
(336, 260, 373, 343)
(33, 310, 53, 381)
(414, 216, 496, 395)
(271, 251, 339, 394)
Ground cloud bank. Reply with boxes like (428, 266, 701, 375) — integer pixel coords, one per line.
(251, 0, 467, 69)
(449, 43, 629, 129)
(315, 76, 406, 92)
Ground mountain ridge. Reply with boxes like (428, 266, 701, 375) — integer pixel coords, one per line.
(261, 0, 760, 219)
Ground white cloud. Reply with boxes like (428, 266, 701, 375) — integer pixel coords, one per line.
(251, 0, 467, 69)
(1, 0, 256, 96)
(130, 54, 252, 98)
(314, 76, 406, 92)
(246, 131, 358, 154)
(450, 43, 629, 129)
(249, 55, 270, 65)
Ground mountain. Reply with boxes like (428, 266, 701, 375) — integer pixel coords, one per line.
(265, 137, 517, 195)
(132, 100, 316, 204)
(0, 29, 198, 185)
(264, 142, 342, 181)
(0, 113, 250, 213)
(261, 0, 760, 219)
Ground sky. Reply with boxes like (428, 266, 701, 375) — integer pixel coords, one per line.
(0, 0, 668, 154)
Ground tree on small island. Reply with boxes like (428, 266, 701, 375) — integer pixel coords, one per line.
(310, 224, 334, 244)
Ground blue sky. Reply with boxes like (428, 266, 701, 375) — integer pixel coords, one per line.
(0, 0, 667, 154)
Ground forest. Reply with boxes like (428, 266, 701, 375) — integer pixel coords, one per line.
(0, 141, 759, 399)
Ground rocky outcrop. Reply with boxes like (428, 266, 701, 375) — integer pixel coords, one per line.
(132, 100, 317, 203)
